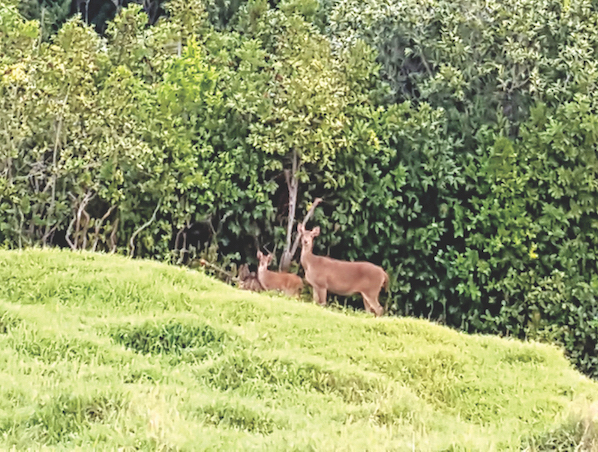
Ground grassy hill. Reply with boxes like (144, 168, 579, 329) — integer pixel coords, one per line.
(0, 249, 596, 450)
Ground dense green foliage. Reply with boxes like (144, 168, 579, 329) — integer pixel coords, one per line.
(0, 249, 596, 449)
(2, 0, 598, 378)
(324, 0, 598, 377)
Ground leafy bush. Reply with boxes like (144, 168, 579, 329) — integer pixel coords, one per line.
(319, 0, 598, 377)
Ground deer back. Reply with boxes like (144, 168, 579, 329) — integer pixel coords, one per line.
(303, 253, 386, 296)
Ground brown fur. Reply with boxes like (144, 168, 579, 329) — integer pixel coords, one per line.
(256, 251, 303, 298)
(238, 263, 263, 292)
(298, 224, 388, 317)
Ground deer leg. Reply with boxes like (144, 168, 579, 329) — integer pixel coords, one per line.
(361, 291, 380, 314)
(313, 287, 327, 306)
(361, 294, 374, 313)
(363, 293, 384, 317)
(370, 295, 384, 317)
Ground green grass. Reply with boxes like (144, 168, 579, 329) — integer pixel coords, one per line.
(0, 249, 596, 450)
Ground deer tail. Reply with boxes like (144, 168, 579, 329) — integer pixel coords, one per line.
(383, 271, 390, 292)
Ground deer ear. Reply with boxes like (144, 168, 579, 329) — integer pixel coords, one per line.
(313, 226, 320, 236)
(297, 223, 304, 234)
(257, 250, 263, 259)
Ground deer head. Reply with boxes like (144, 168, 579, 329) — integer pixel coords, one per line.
(297, 224, 319, 255)
(257, 250, 274, 269)
(256, 250, 303, 298)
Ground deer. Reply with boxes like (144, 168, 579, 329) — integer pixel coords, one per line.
(297, 224, 388, 316)
(256, 251, 304, 298)
(238, 263, 263, 292)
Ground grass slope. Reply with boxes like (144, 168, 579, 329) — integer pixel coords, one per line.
(0, 249, 596, 451)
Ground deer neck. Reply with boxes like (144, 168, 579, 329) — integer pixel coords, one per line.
(256, 265, 266, 282)
(300, 246, 315, 269)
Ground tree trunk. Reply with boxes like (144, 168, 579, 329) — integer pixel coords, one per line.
(279, 149, 299, 272)
(279, 195, 322, 272)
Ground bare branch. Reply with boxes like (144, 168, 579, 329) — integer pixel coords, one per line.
(279, 149, 300, 272)
(65, 191, 94, 250)
(80, 209, 91, 250)
(129, 199, 162, 258)
(65, 216, 77, 250)
(42, 224, 58, 247)
(43, 89, 70, 245)
(176, 224, 189, 265)
(110, 218, 119, 253)
(301, 197, 322, 226)
(174, 226, 185, 252)
(17, 209, 24, 250)
(289, 197, 323, 259)
(198, 258, 240, 282)
(74, 191, 95, 249)
(216, 211, 232, 236)
(92, 205, 116, 252)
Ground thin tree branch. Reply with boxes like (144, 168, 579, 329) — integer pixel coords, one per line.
(129, 199, 162, 258)
(65, 191, 94, 250)
(289, 197, 323, 259)
(176, 225, 188, 265)
(80, 208, 91, 249)
(43, 89, 70, 246)
(198, 258, 243, 283)
(279, 149, 300, 271)
(74, 191, 95, 249)
(110, 218, 119, 253)
(65, 216, 77, 250)
(92, 205, 116, 252)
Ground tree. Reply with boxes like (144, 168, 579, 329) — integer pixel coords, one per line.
(231, 0, 384, 270)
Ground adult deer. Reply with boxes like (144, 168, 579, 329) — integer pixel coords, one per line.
(256, 251, 304, 298)
(297, 224, 388, 316)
